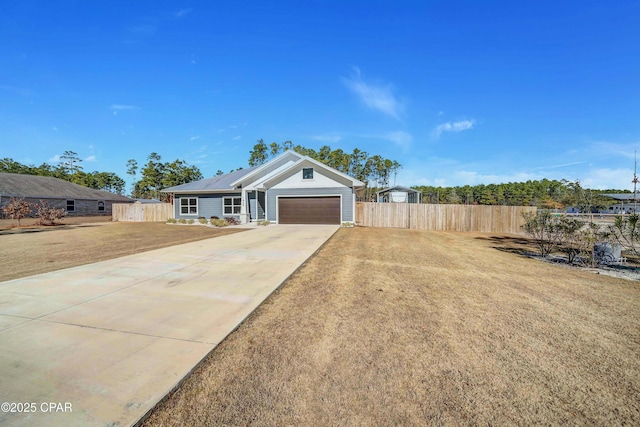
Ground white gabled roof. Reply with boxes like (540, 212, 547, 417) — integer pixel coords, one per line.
(232, 150, 365, 190)
(230, 150, 303, 188)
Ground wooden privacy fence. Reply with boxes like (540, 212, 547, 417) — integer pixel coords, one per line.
(112, 203, 174, 222)
(356, 202, 536, 234)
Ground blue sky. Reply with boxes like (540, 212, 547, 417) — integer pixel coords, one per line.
(1, 1, 639, 191)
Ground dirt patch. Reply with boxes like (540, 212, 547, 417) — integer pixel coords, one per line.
(141, 227, 640, 426)
(0, 221, 245, 282)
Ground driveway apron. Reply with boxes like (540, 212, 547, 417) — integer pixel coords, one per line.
(0, 224, 338, 427)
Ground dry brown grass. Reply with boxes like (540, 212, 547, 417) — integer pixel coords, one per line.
(142, 227, 640, 426)
(0, 219, 244, 282)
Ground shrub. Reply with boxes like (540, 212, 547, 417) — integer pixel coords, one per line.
(210, 216, 219, 220)
(2, 197, 32, 226)
(601, 214, 640, 258)
(166, 218, 177, 224)
(225, 217, 240, 226)
(187, 219, 194, 224)
(521, 211, 565, 257)
(198, 218, 208, 224)
(210, 219, 228, 227)
(560, 219, 601, 266)
(257, 220, 270, 226)
(178, 218, 186, 224)
(34, 200, 66, 226)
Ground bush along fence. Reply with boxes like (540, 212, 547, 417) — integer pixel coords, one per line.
(355, 202, 536, 234)
(521, 210, 634, 266)
(112, 203, 174, 222)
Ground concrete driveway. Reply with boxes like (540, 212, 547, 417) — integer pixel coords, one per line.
(0, 224, 338, 427)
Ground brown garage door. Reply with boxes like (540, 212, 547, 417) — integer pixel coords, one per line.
(278, 196, 341, 224)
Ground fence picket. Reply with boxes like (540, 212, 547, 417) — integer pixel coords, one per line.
(355, 202, 535, 234)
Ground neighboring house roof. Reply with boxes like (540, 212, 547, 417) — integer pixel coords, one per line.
(376, 185, 421, 195)
(603, 193, 638, 201)
(161, 151, 365, 193)
(0, 173, 131, 201)
(161, 166, 259, 193)
(132, 198, 163, 204)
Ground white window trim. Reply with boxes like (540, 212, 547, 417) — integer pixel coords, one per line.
(223, 196, 242, 215)
(180, 197, 198, 216)
(66, 199, 76, 212)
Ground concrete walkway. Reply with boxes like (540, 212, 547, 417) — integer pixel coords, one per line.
(0, 225, 338, 427)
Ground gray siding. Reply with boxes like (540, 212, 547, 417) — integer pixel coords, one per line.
(267, 187, 354, 222)
(174, 193, 240, 219)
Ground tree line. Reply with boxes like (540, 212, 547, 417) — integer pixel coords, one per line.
(125, 153, 202, 200)
(1, 151, 126, 194)
(414, 179, 629, 209)
(0, 151, 203, 201)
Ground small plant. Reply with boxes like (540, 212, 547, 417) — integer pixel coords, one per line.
(257, 220, 270, 226)
(187, 219, 194, 224)
(521, 211, 564, 257)
(225, 217, 240, 225)
(34, 200, 66, 226)
(166, 218, 177, 224)
(210, 219, 228, 227)
(2, 197, 32, 226)
(341, 222, 354, 228)
(178, 218, 187, 224)
(198, 218, 208, 224)
(562, 220, 601, 266)
(601, 214, 640, 258)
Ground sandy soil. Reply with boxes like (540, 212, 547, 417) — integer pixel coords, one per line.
(140, 227, 640, 426)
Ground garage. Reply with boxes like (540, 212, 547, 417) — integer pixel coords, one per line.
(278, 196, 341, 224)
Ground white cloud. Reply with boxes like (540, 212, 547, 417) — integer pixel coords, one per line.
(48, 154, 61, 163)
(190, 135, 200, 142)
(84, 155, 96, 162)
(52, 126, 58, 132)
(531, 161, 585, 171)
(128, 24, 156, 36)
(110, 104, 137, 111)
(342, 67, 403, 119)
(311, 134, 342, 144)
(589, 141, 639, 160)
(581, 168, 635, 191)
(176, 8, 192, 18)
(431, 120, 475, 139)
(383, 131, 412, 149)
(232, 135, 241, 141)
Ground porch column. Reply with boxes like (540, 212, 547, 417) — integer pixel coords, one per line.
(239, 187, 249, 224)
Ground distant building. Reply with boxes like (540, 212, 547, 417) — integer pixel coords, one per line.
(567, 193, 640, 214)
(0, 172, 132, 216)
(376, 185, 422, 203)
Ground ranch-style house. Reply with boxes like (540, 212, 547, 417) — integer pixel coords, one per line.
(161, 150, 365, 225)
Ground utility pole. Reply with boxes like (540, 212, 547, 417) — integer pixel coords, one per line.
(633, 151, 638, 214)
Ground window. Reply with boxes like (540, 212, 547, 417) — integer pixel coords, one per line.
(66, 200, 75, 212)
(303, 167, 313, 179)
(223, 196, 241, 215)
(98, 201, 105, 211)
(180, 197, 198, 215)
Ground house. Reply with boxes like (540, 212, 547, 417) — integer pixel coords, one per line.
(0, 172, 132, 216)
(161, 150, 365, 224)
(376, 185, 422, 203)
